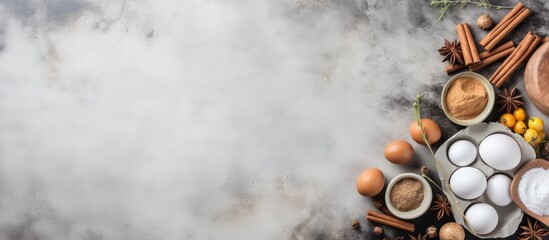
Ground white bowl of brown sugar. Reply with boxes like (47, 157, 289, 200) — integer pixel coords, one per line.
(385, 173, 433, 220)
(441, 71, 495, 126)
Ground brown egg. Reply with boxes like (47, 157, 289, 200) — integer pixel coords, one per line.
(384, 140, 414, 164)
(409, 118, 442, 145)
(356, 168, 385, 197)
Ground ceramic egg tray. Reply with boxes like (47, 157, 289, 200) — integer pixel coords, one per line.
(434, 122, 536, 238)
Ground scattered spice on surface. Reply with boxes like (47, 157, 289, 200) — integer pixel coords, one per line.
(351, 219, 360, 230)
(373, 200, 384, 209)
(374, 226, 383, 236)
(518, 218, 548, 240)
(390, 178, 424, 211)
(430, 194, 452, 220)
(426, 226, 438, 238)
(420, 166, 430, 176)
(438, 39, 463, 66)
(498, 87, 523, 113)
(409, 233, 427, 240)
(445, 77, 488, 120)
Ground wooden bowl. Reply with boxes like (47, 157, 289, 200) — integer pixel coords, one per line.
(510, 158, 549, 226)
(525, 42, 549, 115)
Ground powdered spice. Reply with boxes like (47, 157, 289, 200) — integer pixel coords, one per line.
(390, 178, 424, 211)
(445, 77, 488, 120)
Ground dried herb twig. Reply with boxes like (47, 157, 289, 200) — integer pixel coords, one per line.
(413, 95, 476, 235)
(430, 0, 514, 20)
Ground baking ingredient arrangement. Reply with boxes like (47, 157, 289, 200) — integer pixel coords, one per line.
(352, 2, 549, 240)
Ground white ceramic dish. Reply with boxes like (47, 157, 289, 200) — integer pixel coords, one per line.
(441, 72, 495, 126)
(385, 173, 433, 220)
(434, 122, 536, 238)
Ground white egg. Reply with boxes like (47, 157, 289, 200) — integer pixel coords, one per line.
(450, 167, 486, 200)
(448, 140, 477, 166)
(486, 174, 512, 206)
(479, 134, 521, 170)
(465, 203, 498, 235)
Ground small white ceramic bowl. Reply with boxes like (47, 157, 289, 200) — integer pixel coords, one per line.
(441, 71, 495, 126)
(385, 173, 433, 219)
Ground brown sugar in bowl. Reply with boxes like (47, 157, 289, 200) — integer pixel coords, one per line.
(441, 72, 495, 126)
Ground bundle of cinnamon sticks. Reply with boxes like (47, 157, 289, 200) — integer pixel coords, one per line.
(366, 210, 414, 233)
(480, 3, 531, 51)
(457, 23, 480, 66)
(446, 41, 515, 74)
(490, 32, 542, 88)
(471, 41, 516, 72)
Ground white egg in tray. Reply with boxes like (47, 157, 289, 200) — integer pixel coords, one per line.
(434, 122, 536, 238)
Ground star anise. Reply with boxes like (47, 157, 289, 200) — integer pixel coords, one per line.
(430, 194, 452, 220)
(518, 218, 549, 240)
(498, 87, 523, 113)
(438, 39, 463, 66)
(409, 233, 427, 240)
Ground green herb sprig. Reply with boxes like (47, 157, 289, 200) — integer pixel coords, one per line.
(430, 0, 514, 20)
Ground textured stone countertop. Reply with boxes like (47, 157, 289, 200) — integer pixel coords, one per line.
(0, 0, 548, 239)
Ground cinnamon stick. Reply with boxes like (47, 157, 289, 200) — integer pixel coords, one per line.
(373, 200, 396, 217)
(457, 23, 480, 66)
(457, 24, 472, 65)
(464, 24, 481, 64)
(491, 33, 535, 84)
(367, 210, 414, 228)
(445, 41, 515, 74)
(479, 41, 515, 59)
(490, 32, 541, 88)
(495, 35, 541, 88)
(366, 215, 415, 233)
(445, 64, 467, 74)
(480, 3, 531, 51)
(470, 46, 515, 72)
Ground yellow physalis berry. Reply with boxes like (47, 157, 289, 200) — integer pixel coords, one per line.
(513, 121, 527, 135)
(513, 108, 526, 121)
(499, 113, 516, 128)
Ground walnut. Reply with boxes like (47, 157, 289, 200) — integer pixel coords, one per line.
(477, 14, 494, 30)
